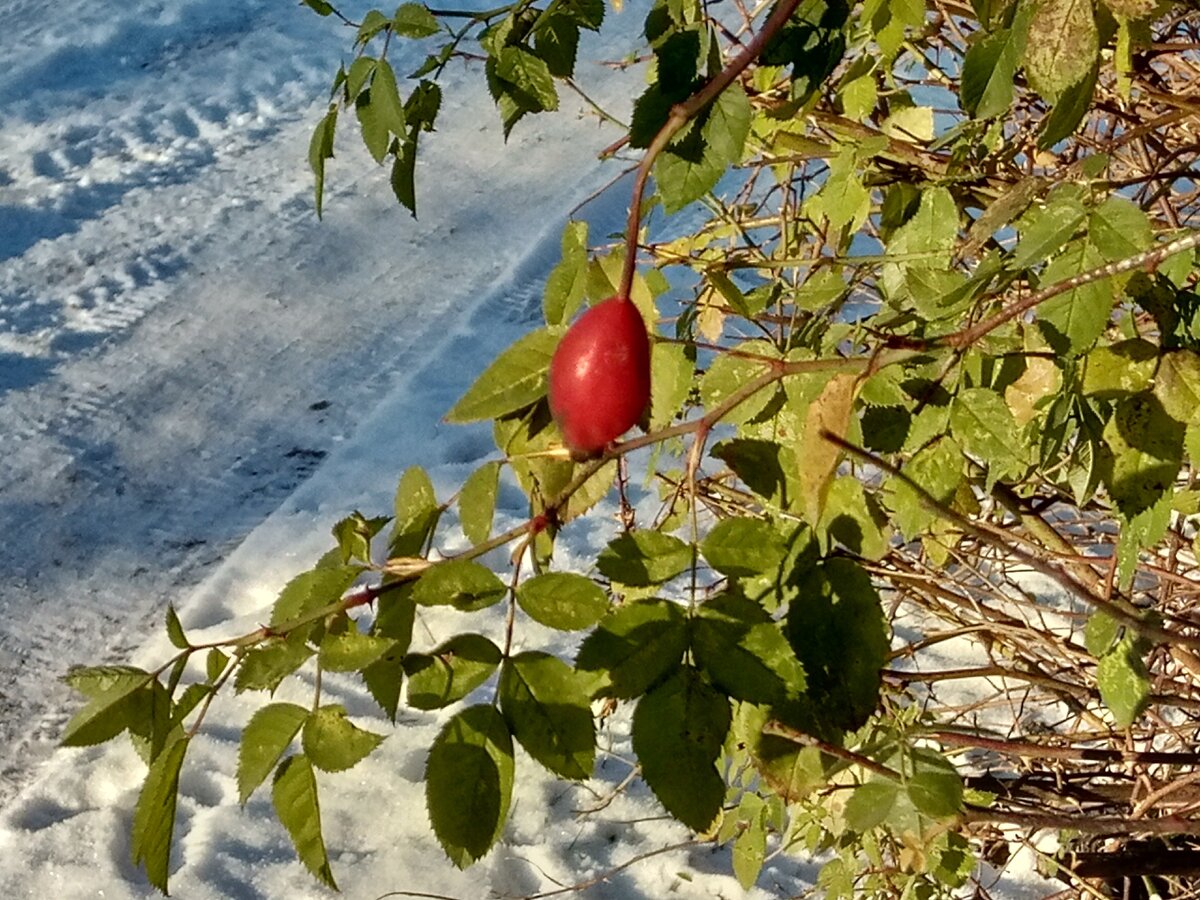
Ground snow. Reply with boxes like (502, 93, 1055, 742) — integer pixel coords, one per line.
(0, 1, 1065, 897)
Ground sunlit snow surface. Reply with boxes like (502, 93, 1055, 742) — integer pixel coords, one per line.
(0, 0, 1064, 896)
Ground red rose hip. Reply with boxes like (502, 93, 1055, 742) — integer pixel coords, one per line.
(549, 296, 651, 458)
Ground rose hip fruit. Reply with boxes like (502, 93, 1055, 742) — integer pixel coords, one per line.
(549, 296, 651, 458)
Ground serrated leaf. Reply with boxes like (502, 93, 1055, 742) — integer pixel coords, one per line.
(493, 46, 558, 112)
(319, 629, 396, 673)
(1024, 0, 1099, 103)
(392, 2, 439, 37)
(785, 559, 887, 731)
(1084, 610, 1121, 656)
(907, 750, 963, 820)
(302, 705, 386, 772)
(1090, 195, 1152, 263)
(699, 342, 777, 425)
(632, 667, 730, 832)
(273, 756, 337, 890)
(1036, 58, 1098, 149)
(445, 328, 560, 423)
(391, 134, 418, 215)
(238, 703, 308, 805)
(357, 9, 390, 43)
(388, 465, 438, 558)
(1103, 392, 1184, 516)
(596, 530, 692, 586)
(303, 0, 335, 14)
(656, 83, 752, 214)
(131, 736, 189, 894)
(711, 438, 790, 508)
(535, 13, 580, 77)
(61, 668, 150, 747)
(459, 461, 500, 546)
(499, 651, 595, 779)
(543, 220, 588, 326)
(700, 517, 786, 577)
(693, 597, 806, 705)
(361, 641, 407, 722)
(425, 704, 514, 868)
(1038, 242, 1112, 356)
(649, 341, 693, 431)
(1097, 639, 1150, 727)
(575, 599, 688, 698)
(412, 559, 506, 611)
(960, 27, 1021, 118)
(818, 476, 892, 561)
(1082, 339, 1157, 398)
(1155, 351, 1200, 426)
(164, 605, 188, 650)
(345, 56, 376, 101)
(846, 780, 899, 832)
(235, 639, 314, 694)
(885, 437, 964, 539)
(950, 387, 1024, 473)
(405, 633, 502, 709)
(269, 563, 362, 627)
(516, 571, 610, 630)
(732, 808, 767, 890)
(1011, 191, 1088, 271)
(206, 648, 229, 683)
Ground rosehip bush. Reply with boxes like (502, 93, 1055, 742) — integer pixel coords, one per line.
(64, 0, 1200, 897)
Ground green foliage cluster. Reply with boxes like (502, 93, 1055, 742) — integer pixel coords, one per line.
(65, 0, 1200, 896)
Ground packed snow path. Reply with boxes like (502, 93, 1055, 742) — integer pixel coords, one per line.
(0, 0, 625, 800)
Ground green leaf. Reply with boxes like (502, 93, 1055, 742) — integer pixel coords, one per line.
(272, 756, 337, 890)
(61, 667, 151, 747)
(575, 599, 688, 698)
(302, 705, 386, 772)
(818, 476, 892, 561)
(131, 736, 189, 894)
(425, 704, 514, 868)
(950, 387, 1024, 473)
(445, 328, 560, 423)
(389, 465, 439, 558)
(361, 641, 407, 721)
(785, 559, 887, 730)
(732, 805, 767, 889)
(412, 559, 507, 611)
(1038, 242, 1117, 356)
(649, 341, 694, 431)
(656, 83, 752, 214)
(1024, 0, 1099, 103)
(561, 0, 604, 29)
(1082, 338, 1157, 398)
(596, 531, 692, 586)
(459, 461, 500, 546)
(357, 9, 391, 43)
(345, 56, 376, 102)
(238, 703, 308, 805)
(269, 563, 362, 627)
(693, 595, 806, 704)
(206, 648, 229, 683)
(1097, 638, 1150, 727)
(516, 571, 610, 631)
(711, 439, 790, 508)
(164, 605, 188, 649)
(1084, 610, 1122, 657)
(235, 638, 314, 694)
(1102, 392, 1184, 516)
(405, 633, 503, 709)
(1036, 58, 1098, 149)
(700, 517, 786, 577)
(907, 750, 963, 820)
(1090, 195, 1152, 262)
(494, 46, 559, 112)
(392, 2, 439, 38)
(845, 780, 899, 832)
(303, 0, 335, 14)
(960, 25, 1023, 118)
(332, 511, 389, 564)
(1011, 189, 1088, 271)
(700, 343, 777, 425)
(884, 437, 963, 539)
(534, 13, 581, 78)
(319, 628, 396, 673)
(308, 107, 337, 219)
(632, 667, 730, 832)
(797, 372, 858, 523)
(543, 220, 589, 326)
(1155, 351, 1200, 426)
(499, 651, 595, 779)
(391, 134, 419, 215)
